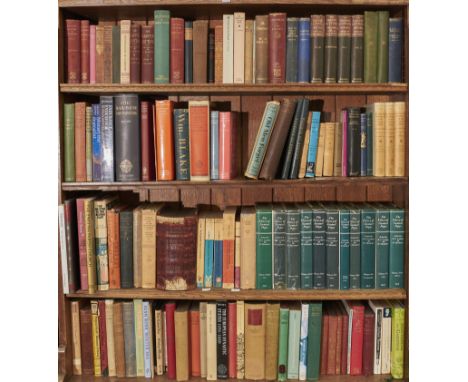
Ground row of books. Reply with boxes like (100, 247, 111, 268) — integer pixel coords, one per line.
(59, 199, 405, 294)
(65, 11, 403, 85)
(71, 299, 405, 380)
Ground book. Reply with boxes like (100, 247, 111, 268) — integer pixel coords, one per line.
(339, 208, 350, 290)
(290, 98, 311, 178)
(213, 215, 224, 288)
(277, 306, 289, 381)
(154, 305, 165, 375)
(269, 13, 287, 83)
(155, 100, 175, 180)
(141, 25, 154, 83)
(80, 197, 97, 293)
(254, 15, 269, 84)
(285, 205, 301, 289)
(199, 302, 208, 377)
(390, 301, 405, 379)
(240, 207, 256, 289)
(141, 204, 163, 289)
(234, 12, 245, 83)
(364, 11, 378, 83)
(130, 23, 141, 83)
(64, 103, 75, 182)
(256, 204, 273, 289)
(315, 123, 326, 177)
(154, 10, 170, 83)
(196, 212, 206, 288)
(190, 305, 201, 377)
(76, 200, 89, 290)
(113, 302, 126, 377)
(95, 25, 104, 83)
(280, 99, 303, 178)
(170, 18, 185, 83)
(112, 25, 120, 83)
(287, 303, 301, 379)
(388, 18, 403, 82)
(326, 305, 337, 375)
(214, 21, 223, 83)
(311, 204, 326, 289)
(324, 15, 338, 83)
(333, 120, 343, 176)
(174, 108, 190, 180)
(63, 200, 80, 293)
(366, 106, 373, 175)
(244, 20, 254, 83)
(343, 301, 365, 375)
(85, 106, 93, 181)
(285, 18, 298, 83)
(165, 302, 177, 379)
(298, 18, 311, 83)
(389, 208, 405, 288)
(244, 303, 266, 380)
(361, 206, 376, 288)
(265, 303, 280, 380)
(91, 104, 101, 181)
(133, 206, 143, 288)
(134, 299, 144, 377)
(362, 307, 375, 375)
(100, 96, 114, 181)
(189, 100, 210, 181)
(234, 220, 241, 289)
(272, 205, 287, 289)
(142, 301, 154, 378)
(206, 303, 217, 380)
(193, 20, 208, 83)
(351, 15, 364, 83)
(207, 22, 216, 84)
(305, 111, 321, 177)
(141, 101, 155, 181)
(210, 110, 219, 180)
(298, 112, 312, 178)
(103, 24, 113, 83)
(340, 109, 348, 176)
(325, 206, 340, 289)
(79, 20, 90, 82)
(175, 302, 190, 381)
(219, 112, 238, 180)
(222, 206, 236, 289)
(360, 112, 368, 176)
(236, 301, 245, 379)
(216, 302, 228, 379)
(120, 20, 131, 84)
(204, 213, 215, 288)
(71, 301, 82, 374)
(74, 102, 86, 182)
(394, 101, 406, 176)
(368, 300, 384, 374)
(227, 302, 237, 378)
(306, 303, 322, 380)
(377, 11, 389, 83)
(337, 15, 351, 83)
(90, 25, 96, 83)
(375, 206, 390, 289)
(91, 301, 101, 376)
(184, 21, 193, 83)
(310, 15, 325, 83)
(222, 15, 234, 83)
(348, 205, 361, 289)
(322, 122, 335, 177)
(384, 102, 395, 176)
(347, 107, 361, 176)
(299, 204, 313, 289)
(66, 20, 81, 83)
(299, 303, 309, 380)
(80, 307, 94, 375)
(119, 209, 134, 289)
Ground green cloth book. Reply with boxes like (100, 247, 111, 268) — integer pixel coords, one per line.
(64, 103, 75, 182)
(349, 205, 361, 289)
(375, 205, 390, 288)
(273, 205, 287, 289)
(391, 301, 405, 379)
(360, 206, 376, 288)
(377, 11, 389, 83)
(339, 208, 350, 290)
(364, 11, 378, 83)
(256, 204, 273, 289)
(325, 206, 339, 289)
(300, 204, 313, 289)
(134, 299, 144, 376)
(277, 306, 290, 381)
(286, 205, 301, 289)
(287, 303, 301, 379)
(306, 303, 322, 380)
(112, 25, 120, 83)
(389, 208, 405, 288)
(154, 10, 170, 83)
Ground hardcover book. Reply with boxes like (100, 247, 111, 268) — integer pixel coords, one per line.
(154, 10, 170, 83)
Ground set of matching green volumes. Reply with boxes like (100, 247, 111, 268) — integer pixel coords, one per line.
(70, 298, 405, 380)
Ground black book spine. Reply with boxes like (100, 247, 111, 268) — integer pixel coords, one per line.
(119, 209, 134, 288)
(64, 199, 80, 292)
(285, 18, 298, 83)
(216, 302, 228, 379)
(289, 98, 310, 178)
(312, 208, 326, 289)
(208, 28, 215, 83)
(325, 209, 339, 289)
(280, 99, 303, 179)
(286, 206, 301, 289)
(347, 107, 361, 176)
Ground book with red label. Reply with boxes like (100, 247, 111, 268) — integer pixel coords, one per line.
(343, 300, 365, 375)
(130, 24, 141, 83)
(165, 302, 177, 379)
(141, 101, 156, 181)
(141, 25, 154, 83)
(320, 306, 329, 375)
(190, 306, 201, 377)
(74, 102, 86, 182)
(76, 198, 88, 290)
(80, 20, 90, 83)
(170, 18, 185, 83)
(362, 306, 375, 376)
(155, 100, 175, 180)
(66, 20, 81, 83)
(218, 112, 238, 180)
(188, 100, 210, 181)
(268, 13, 286, 83)
(98, 300, 109, 376)
(228, 302, 237, 378)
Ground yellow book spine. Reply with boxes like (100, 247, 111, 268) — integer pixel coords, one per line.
(134, 299, 145, 377)
(394, 101, 406, 176)
(199, 302, 208, 378)
(373, 102, 386, 176)
(384, 102, 395, 176)
(323, 122, 336, 176)
(84, 199, 97, 294)
(154, 308, 164, 375)
(141, 207, 157, 288)
(234, 220, 241, 289)
(240, 207, 256, 290)
(391, 303, 405, 379)
(298, 112, 312, 178)
(196, 213, 206, 288)
(333, 121, 343, 176)
(91, 301, 101, 376)
(315, 123, 326, 177)
(223, 207, 237, 289)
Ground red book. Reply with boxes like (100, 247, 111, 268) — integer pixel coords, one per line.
(141, 25, 154, 83)
(218, 112, 238, 180)
(188, 100, 210, 181)
(327, 307, 337, 375)
(76, 199, 88, 290)
(165, 302, 177, 379)
(74, 102, 86, 182)
(268, 13, 286, 83)
(141, 101, 156, 181)
(66, 19, 81, 83)
(170, 18, 185, 83)
(335, 305, 343, 375)
(89, 25, 96, 84)
(190, 308, 201, 377)
(362, 307, 375, 376)
(155, 100, 175, 180)
(340, 303, 349, 375)
(345, 301, 365, 375)
(320, 307, 329, 375)
(80, 20, 90, 83)
(80, 307, 94, 375)
(228, 302, 237, 378)
(130, 24, 141, 83)
(98, 300, 109, 376)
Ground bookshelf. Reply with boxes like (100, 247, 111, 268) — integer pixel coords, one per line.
(58, 0, 409, 381)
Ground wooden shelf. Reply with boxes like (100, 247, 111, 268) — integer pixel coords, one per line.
(60, 83, 408, 95)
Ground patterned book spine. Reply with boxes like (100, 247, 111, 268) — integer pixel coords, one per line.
(300, 207, 313, 289)
(337, 15, 351, 83)
(312, 207, 326, 289)
(339, 209, 351, 290)
(222, 207, 236, 289)
(90, 25, 96, 84)
(80, 307, 94, 375)
(391, 302, 405, 379)
(184, 21, 193, 83)
(196, 214, 206, 288)
(236, 301, 245, 379)
(66, 20, 81, 83)
(375, 208, 390, 289)
(297, 18, 310, 83)
(351, 15, 364, 83)
(94, 199, 112, 291)
(173, 109, 190, 180)
(154, 10, 170, 83)
(256, 205, 273, 289)
(272, 206, 287, 289)
(305, 111, 321, 177)
(388, 18, 403, 82)
(324, 15, 338, 83)
(210, 111, 219, 180)
(193, 20, 208, 83)
(299, 304, 309, 380)
(389, 209, 405, 288)
(141, 25, 154, 83)
(269, 13, 287, 83)
(265, 303, 280, 380)
(64, 103, 75, 182)
(170, 18, 185, 83)
(81, 20, 90, 83)
(100, 96, 114, 181)
(286, 206, 301, 289)
(120, 21, 131, 84)
(103, 25, 113, 83)
(285, 18, 298, 83)
(361, 208, 376, 288)
(360, 112, 368, 176)
(130, 24, 141, 83)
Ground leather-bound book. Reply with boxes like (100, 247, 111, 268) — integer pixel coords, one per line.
(114, 94, 140, 181)
(233, 12, 245, 83)
(218, 112, 238, 180)
(63, 103, 75, 182)
(347, 107, 361, 176)
(214, 21, 223, 83)
(95, 25, 104, 83)
(193, 20, 209, 83)
(156, 208, 198, 290)
(98, 300, 109, 376)
(265, 303, 280, 380)
(337, 15, 352, 83)
(170, 18, 185, 83)
(130, 23, 141, 83)
(184, 21, 193, 83)
(174, 108, 190, 180)
(175, 302, 190, 381)
(227, 302, 237, 378)
(80, 20, 90, 83)
(103, 25, 113, 83)
(208, 28, 215, 83)
(113, 302, 126, 377)
(107, 204, 121, 289)
(119, 208, 133, 289)
(285, 18, 298, 83)
(289, 98, 311, 178)
(377, 11, 389, 83)
(324, 15, 338, 83)
(63, 200, 79, 293)
(268, 13, 286, 83)
(190, 305, 201, 377)
(279, 99, 303, 179)
(351, 15, 364, 83)
(66, 20, 81, 83)
(141, 25, 154, 83)
(388, 18, 403, 82)
(216, 302, 228, 379)
(188, 100, 210, 181)
(112, 25, 120, 83)
(155, 100, 175, 180)
(154, 10, 170, 83)
(364, 11, 378, 83)
(310, 15, 325, 83)
(244, 20, 254, 83)
(76, 199, 88, 290)
(165, 302, 177, 379)
(141, 101, 155, 181)
(80, 306, 94, 375)
(122, 301, 136, 377)
(90, 25, 96, 83)
(244, 303, 266, 380)
(74, 102, 86, 182)
(255, 15, 269, 84)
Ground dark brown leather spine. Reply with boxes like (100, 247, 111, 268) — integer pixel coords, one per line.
(193, 20, 208, 83)
(130, 24, 141, 83)
(254, 15, 269, 84)
(80, 20, 90, 83)
(79, 307, 94, 375)
(103, 25, 113, 83)
(324, 15, 338, 83)
(141, 25, 154, 84)
(268, 13, 286, 83)
(170, 18, 185, 84)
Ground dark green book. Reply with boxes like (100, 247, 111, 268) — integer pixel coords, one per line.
(324, 15, 338, 83)
(325, 206, 339, 289)
(285, 205, 301, 289)
(364, 11, 378, 83)
(112, 25, 120, 83)
(300, 204, 313, 289)
(377, 11, 389, 83)
(120, 209, 134, 288)
(360, 206, 376, 288)
(339, 208, 350, 290)
(310, 15, 325, 83)
(154, 10, 170, 83)
(375, 205, 390, 289)
(286, 18, 299, 83)
(337, 15, 351, 83)
(122, 301, 137, 377)
(289, 98, 310, 178)
(306, 303, 322, 380)
(273, 205, 287, 289)
(312, 204, 326, 289)
(389, 208, 405, 288)
(349, 205, 361, 289)
(64, 103, 75, 182)
(280, 99, 303, 179)
(277, 305, 290, 381)
(173, 109, 190, 180)
(256, 204, 273, 289)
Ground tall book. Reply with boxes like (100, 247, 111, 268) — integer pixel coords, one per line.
(222, 15, 234, 83)
(132, 206, 143, 288)
(190, 305, 201, 377)
(142, 301, 154, 378)
(100, 96, 114, 181)
(219, 112, 239, 180)
(95, 25, 104, 83)
(112, 25, 120, 83)
(244, 303, 266, 380)
(351, 15, 364, 83)
(272, 204, 287, 289)
(254, 15, 269, 84)
(175, 302, 190, 381)
(343, 301, 365, 375)
(314, 123, 326, 177)
(366, 106, 373, 175)
(298, 112, 312, 178)
(119, 209, 134, 289)
(325, 206, 340, 289)
(141, 25, 154, 83)
(154, 10, 170, 83)
(311, 204, 326, 289)
(310, 15, 325, 83)
(390, 301, 405, 379)
(85, 105, 93, 181)
(210, 111, 219, 180)
(305, 111, 322, 177)
(265, 303, 280, 380)
(364, 12, 378, 83)
(64, 103, 75, 182)
(184, 21, 193, 83)
(285, 205, 301, 289)
(256, 204, 273, 289)
(388, 18, 403, 82)
(361, 206, 376, 288)
(340, 109, 348, 176)
(297, 18, 311, 83)
(236, 301, 245, 379)
(214, 21, 223, 83)
(299, 204, 313, 289)
(80, 197, 97, 293)
(277, 306, 289, 381)
(98, 301, 109, 376)
(63, 200, 80, 293)
(348, 205, 361, 289)
(384, 102, 395, 176)
(90, 301, 101, 376)
(165, 302, 177, 379)
(234, 13, 245, 83)
(324, 15, 338, 83)
(234, 220, 241, 289)
(74, 102, 86, 182)
(269, 13, 287, 83)
(389, 208, 405, 288)
(298, 303, 309, 380)
(279, 99, 303, 178)
(360, 113, 368, 176)
(287, 303, 301, 379)
(206, 303, 217, 380)
(227, 302, 237, 378)
(362, 307, 375, 376)
(120, 20, 131, 84)
(306, 303, 322, 380)
(196, 212, 206, 288)
(368, 300, 383, 375)
(141, 204, 163, 288)
(134, 299, 144, 377)
(337, 15, 351, 83)
(216, 302, 228, 379)
(188, 100, 210, 181)
(155, 100, 175, 180)
(204, 213, 215, 288)
(222, 207, 236, 289)
(375, 206, 390, 289)
(90, 25, 96, 83)
(174, 108, 190, 180)
(322, 122, 336, 177)
(289, 98, 311, 178)
(103, 24, 113, 83)
(394, 102, 406, 176)
(113, 302, 126, 377)
(170, 18, 185, 83)
(71, 301, 82, 375)
(240, 207, 256, 289)
(154, 305, 165, 375)
(130, 23, 141, 83)
(66, 20, 81, 83)
(347, 107, 361, 176)
(213, 215, 224, 288)
(91, 104, 102, 181)
(76, 199, 89, 291)
(372, 102, 386, 176)
(339, 208, 351, 290)
(244, 20, 254, 83)
(193, 20, 208, 83)
(141, 101, 156, 181)
(285, 18, 298, 83)
(377, 11, 389, 83)
(80, 307, 94, 375)
(333, 120, 343, 177)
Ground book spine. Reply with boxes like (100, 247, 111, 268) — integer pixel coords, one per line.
(347, 107, 361, 177)
(254, 15, 269, 84)
(306, 303, 322, 380)
(189, 101, 210, 180)
(300, 208, 313, 289)
(326, 209, 339, 289)
(228, 302, 237, 378)
(154, 308, 164, 375)
(64, 201, 79, 293)
(299, 112, 312, 178)
(170, 18, 185, 83)
(107, 208, 120, 289)
(236, 301, 245, 379)
(244, 303, 266, 380)
(285, 18, 298, 83)
(210, 111, 219, 180)
(193, 20, 209, 83)
(91, 104, 101, 181)
(214, 218, 224, 288)
(184, 21, 193, 83)
(119, 210, 134, 288)
(196, 215, 206, 288)
(375, 209, 390, 288)
(141, 208, 157, 289)
(214, 22, 223, 83)
(394, 102, 406, 176)
(256, 207, 273, 289)
(84, 199, 97, 294)
(244, 20, 254, 83)
(64, 103, 75, 182)
(174, 305, 189, 381)
(351, 15, 364, 83)
(206, 303, 217, 380)
(299, 304, 309, 380)
(94, 200, 110, 291)
(190, 309, 201, 377)
(122, 302, 136, 377)
(324, 15, 338, 83)
(100, 96, 114, 181)
(240, 208, 256, 289)
(154, 10, 170, 83)
(130, 24, 141, 83)
(234, 221, 241, 289)
(286, 208, 301, 289)
(340, 110, 348, 176)
(384, 102, 395, 176)
(320, 309, 329, 375)
(265, 304, 280, 380)
(287, 308, 301, 379)
(280, 99, 303, 179)
(155, 100, 175, 180)
(361, 209, 376, 288)
(216, 302, 228, 379)
(339, 210, 350, 290)
(103, 25, 113, 83)
(90, 25, 96, 83)
(66, 20, 81, 83)
(337, 15, 351, 83)
(377, 11, 389, 83)
(289, 98, 311, 179)
(389, 209, 405, 288)
(71, 301, 82, 374)
(388, 18, 403, 82)
(80, 308, 94, 375)
(233, 13, 245, 83)
(364, 12, 378, 83)
(222, 209, 236, 289)
(366, 109, 373, 175)
(269, 13, 287, 83)
(305, 112, 321, 177)
(310, 15, 325, 83)
(340, 307, 349, 375)
(373, 102, 385, 176)
(142, 302, 153, 378)
(133, 208, 142, 288)
(208, 28, 215, 83)
(277, 308, 289, 381)
(58, 205, 69, 293)
(360, 113, 367, 176)
(113, 303, 126, 377)
(322, 122, 336, 177)
(141, 25, 154, 83)
(272, 208, 287, 289)
(95, 26, 104, 83)
(312, 209, 326, 289)
(111, 25, 121, 83)
(165, 303, 177, 379)
(391, 304, 405, 379)
(332, 120, 343, 176)
(204, 217, 214, 288)
(363, 310, 375, 376)
(222, 15, 234, 83)
(120, 21, 131, 84)
(349, 210, 361, 289)
(350, 306, 364, 375)
(219, 112, 238, 180)
(90, 301, 101, 376)
(140, 101, 155, 181)
(297, 18, 311, 83)
(98, 301, 109, 376)
(71, 107, 85, 181)
(173, 109, 190, 180)
(76, 200, 89, 290)
(80, 20, 90, 83)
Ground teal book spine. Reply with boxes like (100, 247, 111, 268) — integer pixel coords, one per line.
(210, 111, 219, 180)
(375, 207, 390, 288)
(277, 307, 290, 381)
(325, 208, 339, 289)
(305, 111, 321, 177)
(339, 209, 350, 290)
(173, 109, 190, 180)
(256, 205, 273, 289)
(204, 239, 214, 288)
(306, 303, 322, 380)
(154, 10, 170, 83)
(286, 206, 301, 289)
(300, 206, 313, 289)
(389, 208, 405, 288)
(273, 206, 287, 289)
(287, 307, 301, 379)
(360, 207, 376, 288)
(280, 99, 303, 179)
(64, 103, 75, 182)
(100, 96, 114, 182)
(349, 208, 361, 289)
(312, 207, 326, 289)
(244, 101, 281, 179)
(214, 238, 223, 288)
(366, 109, 373, 175)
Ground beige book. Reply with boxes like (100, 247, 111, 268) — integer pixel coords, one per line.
(84, 197, 97, 293)
(145, 302, 155, 378)
(214, 216, 223, 287)
(154, 307, 164, 375)
(265, 303, 280, 380)
(199, 302, 208, 378)
(236, 300, 245, 379)
(175, 303, 190, 381)
(233, 12, 245, 83)
(223, 14, 234, 83)
(71, 301, 82, 375)
(196, 211, 207, 288)
(134, 299, 144, 377)
(323, 122, 336, 176)
(384, 102, 395, 176)
(234, 220, 241, 289)
(206, 303, 218, 380)
(120, 20, 131, 83)
(394, 101, 406, 177)
(105, 300, 116, 376)
(333, 122, 343, 176)
(298, 111, 312, 178)
(373, 102, 386, 176)
(240, 206, 256, 289)
(133, 206, 143, 288)
(244, 303, 266, 380)
(141, 203, 164, 288)
(315, 123, 326, 177)
(244, 20, 254, 84)
(252, 20, 256, 83)
(223, 206, 237, 289)
(90, 300, 101, 376)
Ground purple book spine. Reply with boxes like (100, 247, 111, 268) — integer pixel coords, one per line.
(341, 109, 348, 177)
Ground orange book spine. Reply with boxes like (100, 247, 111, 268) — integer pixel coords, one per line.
(188, 101, 210, 180)
(218, 112, 238, 180)
(74, 102, 87, 182)
(222, 207, 236, 289)
(155, 100, 175, 180)
(190, 309, 201, 377)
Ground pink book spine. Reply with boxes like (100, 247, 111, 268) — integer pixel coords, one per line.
(90, 25, 96, 84)
(341, 109, 348, 177)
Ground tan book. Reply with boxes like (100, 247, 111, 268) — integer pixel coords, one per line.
(71, 301, 82, 375)
(222, 14, 234, 83)
(90, 300, 101, 376)
(255, 15, 269, 83)
(134, 299, 144, 377)
(244, 20, 254, 84)
(199, 302, 208, 378)
(373, 102, 386, 176)
(244, 303, 266, 380)
(236, 300, 245, 379)
(113, 302, 126, 378)
(95, 25, 104, 83)
(222, 206, 237, 289)
(240, 206, 256, 289)
(103, 25, 113, 83)
(323, 122, 336, 176)
(233, 12, 245, 83)
(214, 216, 223, 287)
(298, 111, 312, 178)
(384, 102, 395, 176)
(196, 211, 207, 288)
(105, 300, 116, 376)
(234, 220, 241, 289)
(84, 197, 97, 293)
(214, 22, 223, 84)
(315, 123, 326, 177)
(120, 20, 131, 84)
(333, 121, 343, 176)
(252, 20, 256, 83)
(133, 206, 143, 288)
(154, 306, 164, 375)
(265, 303, 280, 380)
(394, 101, 406, 177)
(141, 203, 164, 288)
(206, 302, 218, 380)
(175, 302, 190, 381)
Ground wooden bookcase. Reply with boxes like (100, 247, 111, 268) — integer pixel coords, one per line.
(58, 0, 409, 381)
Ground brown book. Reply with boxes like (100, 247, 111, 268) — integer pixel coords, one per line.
(326, 306, 337, 375)
(133, 206, 143, 288)
(80, 20, 90, 83)
(130, 24, 141, 83)
(190, 306, 201, 377)
(141, 204, 164, 289)
(80, 306, 94, 375)
(213, 21, 223, 84)
(171, 18, 185, 83)
(107, 205, 121, 289)
(74, 102, 86, 182)
(71, 301, 82, 375)
(95, 25, 105, 83)
(315, 123, 326, 177)
(268, 13, 287, 83)
(244, 303, 266, 380)
(113, 302, 126, 378)
(265, 303, 280, 380)
(334, 304, 343, 375)
(175, 302, 190, 381)
(255, 15, 269, 84)
(66, 20, 81, 83)
(103, 24, 113, 83)
(155, 100, 175, 180)
(141, 101, 156, 181)
(333, 121, 343, 176)
(244, 19, 254, 83)
(193, 20, 208, 83)
(141, 25, 154, 83)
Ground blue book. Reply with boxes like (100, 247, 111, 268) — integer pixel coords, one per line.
(388, 18, 403, 82)
(184, 21, 193, 83)
(142, 301, 153, 378)
(339, 208, 350, 290)
(100, 96, 114, 181)
(366, 109, 373, 176)
(210, 111, 219, 180)
(204, 215, 215, 288)
(389, 208, 405, 288)
(91, 103, 102, 181)
(305, 112, 321, 177)
(297, 18, 311, 83)
(360, 112, 367, 176)
(213, 216, 223, 288)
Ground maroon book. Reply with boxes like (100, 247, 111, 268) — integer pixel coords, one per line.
(76, 198, 88, 291)
(228, 302, 237, 378)
(64, 199, 79, 293)
(362, 307, 375, 376)
(141, 25, 154, 83)
(80, 20, 90, 83)
(130, 24, 141, 83)
(340, 303, 349, 374)
(335, 305, 343, 375)
(140, 101, 155, 181)
(66, 19, 81, 83)
(98, 300, 109, 376)
(170, 18, 185, 83)
(320, 306, 329, 375)
(165, 302, 177, 379)
(268, 13, 286, 83)
(326, 307, 337, 375)
(79, 307, 94, 375)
